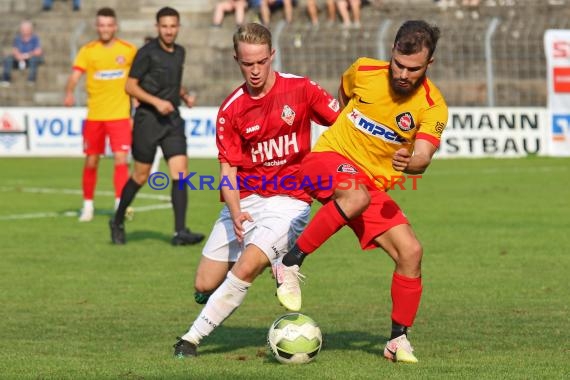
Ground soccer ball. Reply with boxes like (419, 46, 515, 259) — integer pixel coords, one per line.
(267, 313, 323, 364)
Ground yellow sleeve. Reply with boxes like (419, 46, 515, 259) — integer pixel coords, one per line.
(417, 100, 449, 147)
(73, 45, 89, 71)
(341, 59, 360, 99)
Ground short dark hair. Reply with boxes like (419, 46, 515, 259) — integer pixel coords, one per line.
(156, 7, 180, 23)
(96, 7, 116, 18)
(393, 20, 441, 59)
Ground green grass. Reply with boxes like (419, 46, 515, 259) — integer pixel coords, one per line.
(0, 157, 568, 379)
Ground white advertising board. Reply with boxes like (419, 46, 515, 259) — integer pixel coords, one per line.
(436, 108, 547, 158)
(0, 107, 553, 158)
(544, 30, 570, 156)
(0, 107, 219, 158)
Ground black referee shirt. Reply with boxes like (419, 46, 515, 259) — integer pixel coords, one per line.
(129, 38, 186, 108)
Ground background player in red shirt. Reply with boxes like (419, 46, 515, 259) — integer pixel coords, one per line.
(173, 23, 340, 357)
(275, 20, 448, 363)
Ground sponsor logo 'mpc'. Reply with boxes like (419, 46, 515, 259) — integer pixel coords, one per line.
(348, 109, 407, 144)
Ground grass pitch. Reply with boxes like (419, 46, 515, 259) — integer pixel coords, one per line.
(0, 156, 568, 379)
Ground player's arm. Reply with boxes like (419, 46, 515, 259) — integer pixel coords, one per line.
(219, 162, 252, 242)
(63, 69, 83, 107)
(394, 97, 448, 174)
(305, 78, 340, 125)
(337, 58, 359, 109)
(392, 139, 438, 174)
(179, 87, 196, 108)
(125, 77, 174, 116)
(338, 83, 349, 109)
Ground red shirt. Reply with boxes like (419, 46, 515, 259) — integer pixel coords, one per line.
(217, 72, 340, 202)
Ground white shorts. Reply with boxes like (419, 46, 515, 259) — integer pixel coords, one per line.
(202, 194, 310, 264)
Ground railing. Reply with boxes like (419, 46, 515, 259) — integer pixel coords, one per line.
(1, 0, 569, 107)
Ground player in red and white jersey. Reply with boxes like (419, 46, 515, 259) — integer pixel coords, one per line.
(173, 23, 340, 357)
(216, 70, 338, 202)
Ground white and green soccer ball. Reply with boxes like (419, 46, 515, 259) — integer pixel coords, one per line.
(267, 313, 323, 364)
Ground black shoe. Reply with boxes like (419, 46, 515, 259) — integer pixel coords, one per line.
(73, 5, 80, 11)
(109, 219, 126, 245)
(42, 6, 51, 11)
(173, 337, 198, 358)
(171, 228, 205, 246)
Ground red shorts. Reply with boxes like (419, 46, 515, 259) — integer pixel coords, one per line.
(300, 151, 409, 250)
(83, 119, 132, 155)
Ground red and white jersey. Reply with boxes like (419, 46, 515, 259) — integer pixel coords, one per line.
(217, 72, 340, 202)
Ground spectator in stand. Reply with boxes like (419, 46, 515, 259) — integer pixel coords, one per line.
(306, 0, 336, 27)
(43, 0, 81, 11)
(336, 0, 361, 29)
(1, 20, 43, 87)
(260, 0, 296, 26)
(212, 0, 249, 27)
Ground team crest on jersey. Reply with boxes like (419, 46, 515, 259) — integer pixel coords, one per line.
(116, 55, 126, 65)
(281, 105, 296, 126)
(395, 112, 416, 131)
(336, 163, 358, 174)
(328, 99, 340, 112)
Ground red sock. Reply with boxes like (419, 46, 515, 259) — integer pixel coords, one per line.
(391, 272, 423, 327)
(296, 201, 348, 254)
(82, 167, 97, 201)
(114, 164, 129, 198)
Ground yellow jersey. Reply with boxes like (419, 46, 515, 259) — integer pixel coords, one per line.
(314, 57, 448, 190)
(73, 38, 136, 121)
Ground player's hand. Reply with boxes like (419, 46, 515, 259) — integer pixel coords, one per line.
(182, 92, 196, 108)
(154, 99, 175, 115)
(392, 148, 411, 172)
(63, 93, 74, 107)
(232, 211, 253, 243)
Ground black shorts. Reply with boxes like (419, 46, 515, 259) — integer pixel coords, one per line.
(131, 107, 187, 164)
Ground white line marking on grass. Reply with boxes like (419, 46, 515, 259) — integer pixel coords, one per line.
(0, 204, 171, 221)
(0, 186, 171, 201)
(0, 186, 172, 221)
(0, 212, 69, 220)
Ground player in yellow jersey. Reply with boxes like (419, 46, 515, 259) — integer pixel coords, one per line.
(275, 20, 448, 363)
(64, 7, 136, 222)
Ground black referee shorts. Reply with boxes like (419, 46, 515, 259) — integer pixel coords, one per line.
(131, 107, 187, 164)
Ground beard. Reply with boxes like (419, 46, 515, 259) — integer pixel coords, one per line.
(159, 34, 177, 48)
(389, 65, 426, 97)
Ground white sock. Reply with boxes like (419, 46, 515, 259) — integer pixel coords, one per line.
(114, 198, 120, 210)
(83, 200, 94, 210)
(181, 272, 251, 345)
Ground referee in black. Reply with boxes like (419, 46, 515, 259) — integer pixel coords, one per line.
(110, 6, 204, 246)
